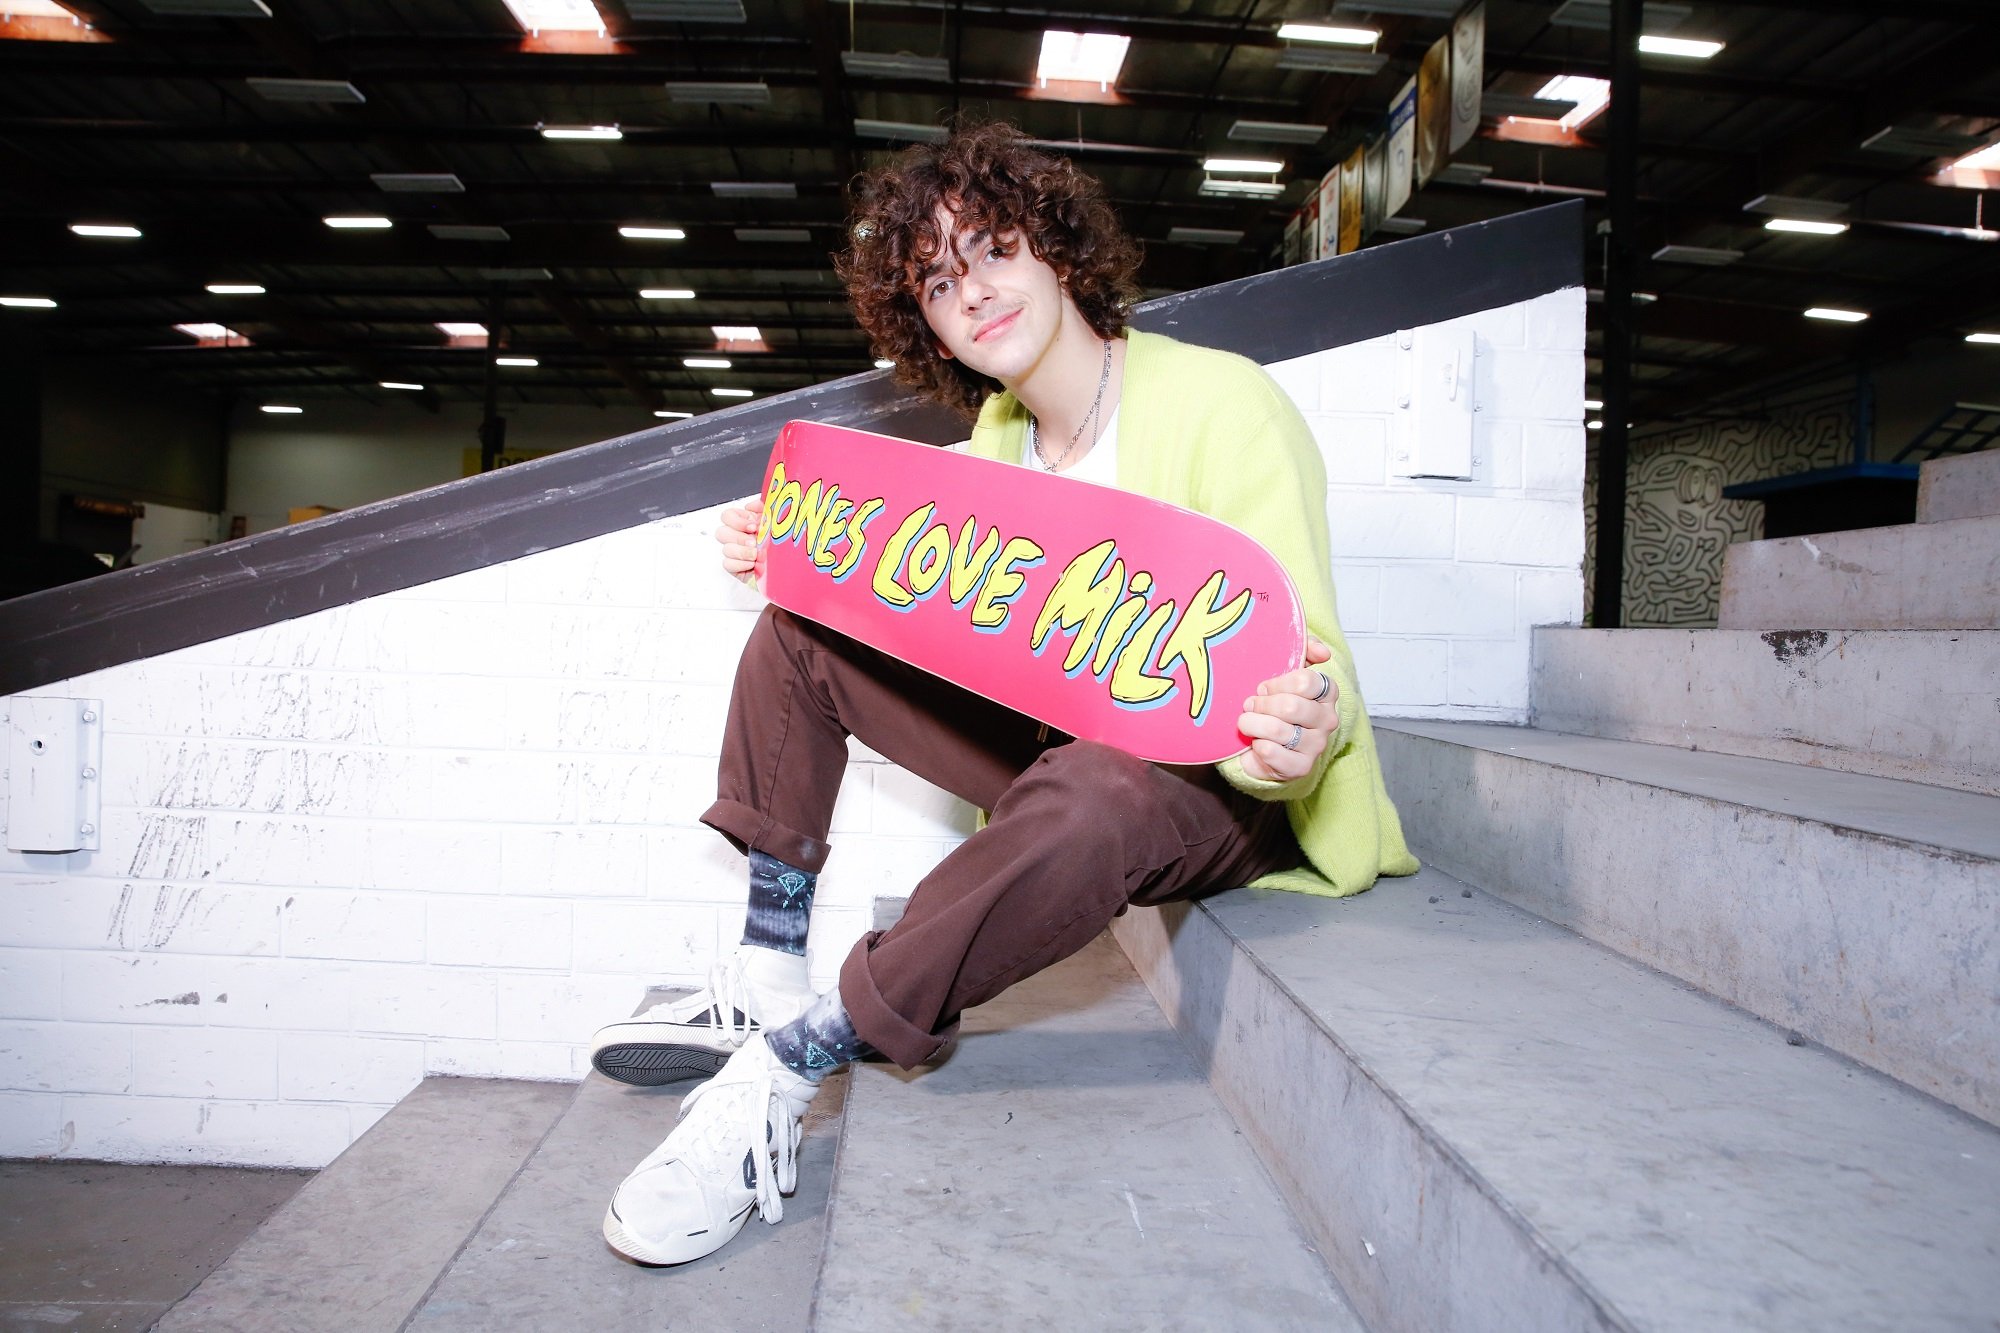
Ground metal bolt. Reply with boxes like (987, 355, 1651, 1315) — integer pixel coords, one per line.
(80, 823, 96, 836)
(82, 767, 97, 780)
(82, 710, 98, 723)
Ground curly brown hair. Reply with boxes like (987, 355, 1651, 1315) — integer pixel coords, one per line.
(835, 121, 1143, 420)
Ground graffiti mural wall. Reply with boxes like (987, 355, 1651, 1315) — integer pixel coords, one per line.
(1584, 406, 1849, 626)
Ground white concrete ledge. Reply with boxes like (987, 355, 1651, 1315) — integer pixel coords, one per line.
(1114, 879, 2000, 1333)
(1375, 720, 2000, 1126)
(1918, 448, 2000, 524)
(1718, 513, 2000, 629)
(1530, 627, 2000, 795)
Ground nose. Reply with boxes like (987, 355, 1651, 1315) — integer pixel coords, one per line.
(959, 272, 995, 309)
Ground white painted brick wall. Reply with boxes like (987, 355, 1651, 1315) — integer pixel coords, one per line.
(0, 288, 1583, 1166)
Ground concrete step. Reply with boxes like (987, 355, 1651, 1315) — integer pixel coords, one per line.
(1112, 874, 2000, 1333)
(1530, 627, 2000, 795)
(1718, 512, 2000, 629)
(406, 992, 845, 1332)
(154, 1077, 573, 1333)
(1918, 447, 2000, 523)
(812, 932, 1362, 1332)
(1374, 720, 2000, 1127)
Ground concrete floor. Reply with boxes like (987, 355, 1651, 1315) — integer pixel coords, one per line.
(0, 1160, 309, 1332)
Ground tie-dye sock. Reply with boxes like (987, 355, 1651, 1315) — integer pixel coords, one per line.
(741, 849, 817, 957)
(764, 988, 872, 1082)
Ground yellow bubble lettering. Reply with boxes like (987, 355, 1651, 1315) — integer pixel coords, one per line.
(1109, 602, 1178, 707)
(830, 498, 883, 581)
(1151, 572, 1252, 721)
(970, 536, 1045, 629)
(946, 517, 1002, 606)
(907, 523, 952, 598)
(870, 503, 935, 609)
(812, 497, 855, 569)
(1030, 540, 1124, 675)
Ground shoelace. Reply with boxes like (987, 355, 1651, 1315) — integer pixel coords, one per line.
(650, 954, 754, 1044)
(676, 1066, 799, 1224)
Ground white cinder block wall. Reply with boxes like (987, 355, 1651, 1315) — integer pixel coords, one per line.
(0, 288, 1582, 1166)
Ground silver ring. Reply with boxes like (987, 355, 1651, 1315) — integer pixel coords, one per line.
(1308, 671, 1332, 702)
(1282, 724, 1303, 751)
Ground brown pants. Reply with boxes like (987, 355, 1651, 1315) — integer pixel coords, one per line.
(701, 606, 1303, 1067)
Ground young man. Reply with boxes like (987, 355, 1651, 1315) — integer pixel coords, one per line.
(593, 122, 1416, 1268)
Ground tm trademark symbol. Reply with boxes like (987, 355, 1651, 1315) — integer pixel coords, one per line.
(1257, 592, 1269, 602)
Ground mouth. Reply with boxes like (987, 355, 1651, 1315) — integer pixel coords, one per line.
(973, 309, 1020, 343)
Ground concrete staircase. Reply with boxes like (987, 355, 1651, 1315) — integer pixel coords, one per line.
(155, 936, 1360, 1332)
(154, 448, 1999, 1331)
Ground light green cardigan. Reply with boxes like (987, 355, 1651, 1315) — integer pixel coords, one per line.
(966, 328, 1418, 897)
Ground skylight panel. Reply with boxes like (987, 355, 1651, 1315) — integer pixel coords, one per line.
(1532, 75, 1610, 131)
(1037, 30, 1130, 86)
(501, 0, 604, 33)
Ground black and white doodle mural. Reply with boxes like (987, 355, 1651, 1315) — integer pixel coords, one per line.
(1584, 405, 1849, 626)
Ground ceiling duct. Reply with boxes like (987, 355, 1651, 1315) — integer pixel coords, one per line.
(1228, 120, 1327, 145)
(841, 51, 951, 82)
(665, 81, 770, 105)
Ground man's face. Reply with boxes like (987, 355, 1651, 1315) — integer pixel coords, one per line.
(916, 208, 1072, 389)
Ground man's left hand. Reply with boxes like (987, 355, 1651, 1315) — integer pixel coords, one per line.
(1237, 636, 1341, 782)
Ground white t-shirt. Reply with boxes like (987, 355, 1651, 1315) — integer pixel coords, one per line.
(1021, 405, 1118, 485)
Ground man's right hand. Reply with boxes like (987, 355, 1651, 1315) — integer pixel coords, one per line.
(716, 494, 765, 588)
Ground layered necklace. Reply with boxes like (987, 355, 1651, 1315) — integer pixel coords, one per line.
(1028, 338, 1114, 473)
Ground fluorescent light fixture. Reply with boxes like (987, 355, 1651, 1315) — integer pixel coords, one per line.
(1532, 75, 1610, 131)
(495, 356, 540, 366)
(625, 0, 744, 17)
(654, 409, 694, 418)
(1861, 125, 1986, 158)
(1203, 156, 1285, 174)
(620, 225, 685, 239)
(711, 387, 754, 398)
(1276, 22, 1378, 45)
(373, 172, 464, 193)
(1586, 420, 1603, 430)
(500, 0, 604, 32)
(735, 228, 811, 242)
(205, 283, 265, 294)
(1584, 399, 1604, 410)
(712, 325, 761, 341)
(1585, 289, 1657, 304)
(1482, 92, 1579, 119)
(1331, 0, 1459, 14)
(1652, 243, 1742, 265)
(665, 81, 770, 104)
(1167, 226, 1245, 245)
(1037, 30, 1131, 84)
(541, 124, 622, 140)
(429, 224, 511, 241)
(174, 322, 246, 340)
(853, 119, 948, 144)
(260, 404, 302, 414)
(1198, 178, 1285, 199)
(712, 182, 797, 198)
(1227, 120, 1326, 145)
(1966, 333, 2000, 345)
(841, 51, 951, 81)
(1639, 35, 1723, 58)
(641, 288, 696, 299)
(1549, 0, 1690, 29)
(1804, 307, 1868, 323)
(436, 322, 489, 337)
(0, 296, 57, 308)
(246, 77, 364, 104)
(1764, 218, 1848, 236)
(324, 215, 392, 229)
(1275, 47, 1387, 74)
(136, 0, 270, 14)
(874, 358, 896, 369)
(1432, 161, 1494, 186)
(1743, 194, 1847, 221)
(3, 1, 83, 14)
(380, 381, 425, 390)
(71, 223, 140, 238)
(684, 357, 732, 368)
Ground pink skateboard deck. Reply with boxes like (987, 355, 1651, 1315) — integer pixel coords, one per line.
(754, 421, 1306, 764)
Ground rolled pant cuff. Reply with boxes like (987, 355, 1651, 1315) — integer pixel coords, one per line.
(839, 933, 959, 1069)
(700, 798, 832, 875)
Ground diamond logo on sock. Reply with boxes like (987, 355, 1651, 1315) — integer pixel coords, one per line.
(804, 1041, 835, 1069)
(778, 871, 809, 903)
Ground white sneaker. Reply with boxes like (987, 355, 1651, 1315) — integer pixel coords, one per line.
(590, 947, 816, 1087)
(602, 1036, 819, 1267)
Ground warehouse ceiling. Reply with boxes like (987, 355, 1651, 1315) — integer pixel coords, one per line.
(2, 0, 1996, 428)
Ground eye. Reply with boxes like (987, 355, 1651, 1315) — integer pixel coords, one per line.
(926, 275, 954, 301)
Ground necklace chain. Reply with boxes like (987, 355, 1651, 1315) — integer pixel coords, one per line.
(1031, 339, 1113, 473)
